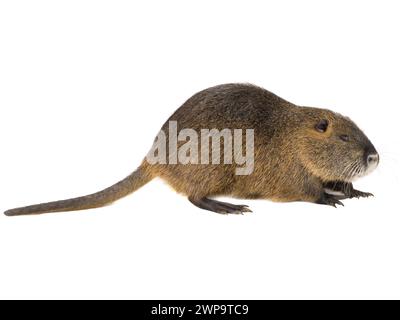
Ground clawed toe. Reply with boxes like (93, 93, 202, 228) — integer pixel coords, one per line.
(317, 193, 345, 208)
(327, 198, 344, 208)
(350, 190, 374, 199)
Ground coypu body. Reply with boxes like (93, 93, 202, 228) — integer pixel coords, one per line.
(4, 84, 379, 216)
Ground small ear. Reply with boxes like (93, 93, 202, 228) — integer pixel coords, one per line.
(315, 119, 329, 133)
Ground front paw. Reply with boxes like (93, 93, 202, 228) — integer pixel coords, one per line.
(349, 189, 374, 199)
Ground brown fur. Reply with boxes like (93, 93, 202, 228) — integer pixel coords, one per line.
(4, 83, 378, 216)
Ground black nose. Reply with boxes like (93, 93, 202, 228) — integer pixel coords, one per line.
(364, 143, 379, 166)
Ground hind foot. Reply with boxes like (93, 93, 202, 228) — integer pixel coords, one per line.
(189, 197, 252, 215)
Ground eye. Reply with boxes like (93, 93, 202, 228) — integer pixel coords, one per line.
(315, 119, 329, 133)
(340, 134, 350, 142)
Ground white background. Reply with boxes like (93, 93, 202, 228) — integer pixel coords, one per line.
(0, 0, 399, 300)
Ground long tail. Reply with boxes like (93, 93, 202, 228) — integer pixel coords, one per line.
(4, 165, 152, 216)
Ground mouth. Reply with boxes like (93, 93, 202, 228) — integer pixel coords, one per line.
(345, 153, 379, 182)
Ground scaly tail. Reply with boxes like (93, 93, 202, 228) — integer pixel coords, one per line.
(4, 165, 153, 216)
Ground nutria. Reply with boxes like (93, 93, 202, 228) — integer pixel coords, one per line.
(4, 83, 379, 216)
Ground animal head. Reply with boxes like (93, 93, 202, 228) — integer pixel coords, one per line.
(297, 107, 379, 182)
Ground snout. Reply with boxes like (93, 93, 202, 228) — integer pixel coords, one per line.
(364, 143, 379, 169)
